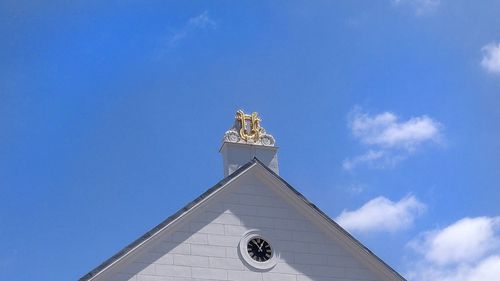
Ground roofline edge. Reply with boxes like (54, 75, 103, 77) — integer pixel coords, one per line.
(78, 160, 258, 281)
(251, 158, 407, 281)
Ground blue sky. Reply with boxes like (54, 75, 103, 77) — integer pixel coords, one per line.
(1, 1, 500, 280)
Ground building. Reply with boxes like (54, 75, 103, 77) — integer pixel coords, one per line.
(80, 110, 406, 281)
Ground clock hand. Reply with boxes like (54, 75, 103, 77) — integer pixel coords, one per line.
(253, 240, 263, 251)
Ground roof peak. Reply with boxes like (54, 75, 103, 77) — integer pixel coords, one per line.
(79, 158, 405, 281)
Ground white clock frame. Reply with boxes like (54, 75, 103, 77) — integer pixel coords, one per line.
(238, 229, 278, 270)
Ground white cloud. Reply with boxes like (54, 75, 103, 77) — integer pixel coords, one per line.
(408, 256, 500, 281)
(350, 109, 441, 150)
(336, 195, 425, 233)
(343, 107, 442, 170)
(343, 150, 407, 171)
(459, 256, 500, 281)
(393, 0, 440, 16)
(412, 217, 500, 265)
(407, 216, 500, 281)
(348, 183, 365, 195)
(338, 183, 366, 196)
(342, 150, 385, 171)
(167, 11, 216, 49)
(481, 42, 500, 75)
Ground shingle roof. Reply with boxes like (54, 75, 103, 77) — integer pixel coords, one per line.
(79, 158, 406, 281)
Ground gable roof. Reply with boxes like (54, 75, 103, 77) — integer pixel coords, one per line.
(79, 158, 406, 281)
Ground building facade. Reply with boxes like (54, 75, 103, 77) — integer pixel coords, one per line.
(80, 111, 405, 281)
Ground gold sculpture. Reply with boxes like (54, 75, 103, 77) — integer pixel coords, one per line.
(236, 110, 262, 142)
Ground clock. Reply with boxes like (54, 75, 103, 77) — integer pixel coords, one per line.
(239, 230, 278, 270)
(247, 236, 272, 262)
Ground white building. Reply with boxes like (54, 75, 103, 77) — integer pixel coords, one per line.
(79, 111, 406, 281)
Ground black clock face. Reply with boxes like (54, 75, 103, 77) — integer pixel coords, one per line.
(247, 237, 272, 262)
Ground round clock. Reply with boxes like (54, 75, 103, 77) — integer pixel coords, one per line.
(239, 230, 278, 270)
(247, 236, 272, 262)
